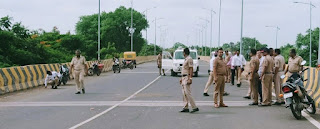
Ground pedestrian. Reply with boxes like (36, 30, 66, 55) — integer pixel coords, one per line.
(260, 48, 274, 106)
(203, 51, 217, 96)
(257, 50, 264, 103)
(273, 49, 286, 105)
(70, 50, 88, 94)
(213, 48, 228, 108)
(225, 50, 231, 83)
(231, 52, 236, 85)
(180, 48, 199, 113)
(44, 71, 61, 89)
(285, 49, 303, 77)
(247, 49, 260, 105)
(231, 50, 246, 87)
(157, 52, 165, 76)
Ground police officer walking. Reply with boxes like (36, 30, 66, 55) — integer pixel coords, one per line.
(180, 48, 199, 113)
(213, 48, 228, 108)
(260, 48, 274, 106)
(70, 50, 88, 94)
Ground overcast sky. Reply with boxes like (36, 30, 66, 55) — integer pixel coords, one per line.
(1, 0, 320, 49)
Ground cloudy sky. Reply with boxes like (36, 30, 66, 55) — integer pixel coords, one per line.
(1, 0, 320, 49)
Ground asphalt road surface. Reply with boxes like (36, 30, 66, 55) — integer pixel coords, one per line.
(0, 61, 319, 129)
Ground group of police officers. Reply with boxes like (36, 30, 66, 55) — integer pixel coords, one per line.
(175, 47, 304, 113)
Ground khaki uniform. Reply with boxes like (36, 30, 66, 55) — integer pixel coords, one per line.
(287, 56, 303, 77)
(249, 56, 260, 103)
(71, 56, 86, 92)
(204, 72, 214, 93)
(274, 55, 285, 103)
(213, 57, 227, 104)
(225, 55, 231, 83)
(157, 54, 162, 75)
(261, 55, 274, 105)
(181, 56, 197, 109)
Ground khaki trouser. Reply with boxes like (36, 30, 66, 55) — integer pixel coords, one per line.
(250, 73, 259, 103)
(74, 70, 85, 92)
(204, 72, 214, 93)
(181, 76, 197, 109)
(262, 74, 273, 105)
(274, 72, 285, 103)
(214, 75, 225, 104)
(246, 86, 251, 96)
(235, 67, 242, 84)
(225, 66, 231, 83)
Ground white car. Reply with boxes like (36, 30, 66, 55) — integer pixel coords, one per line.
(162, 48, 200, 77)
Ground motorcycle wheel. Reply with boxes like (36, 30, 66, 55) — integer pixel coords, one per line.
(57, 81, 61, 86)
(118, 67, 121, 73)
(290, 97, 302, 120)
(88, 69, 94, 76)
(63, 81, 67, 85)
(97, 70, 101, 76)
(129, 65, 133, 69)
(306, 95, 316, 114)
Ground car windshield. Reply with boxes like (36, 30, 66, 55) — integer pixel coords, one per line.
(174, 51, 197, 59)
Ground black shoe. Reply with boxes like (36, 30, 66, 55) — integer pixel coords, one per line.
(223, 92, 230, 96)
(237, 84, 241, 87)
(190, 108, 199, 113)
(75, 92, 81, 94)
(180, 109, 190, 113)
(203, 93, 209, 96)
(258, 104, 271, 107)
(163, 74, 166, 76)
(249, 103, 258, 106)
(280, 102, 285, 105)
(272, 102, 282, 105)
(243, 96, 251, 99)
(82, 89, 85, 94)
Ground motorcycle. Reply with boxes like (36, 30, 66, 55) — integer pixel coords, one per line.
(58, 65, 69, 86)
(88, 63, 104, 76)
(280, 60, 316, 120)
(121, 60, 134, 69)
(113, 59, 121, 73)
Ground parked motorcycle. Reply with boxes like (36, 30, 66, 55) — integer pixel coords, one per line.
(58, 65, 69, 86)
(280, 60, 316, 120)
(88, 63, 104, 76)
(113, 59, 121, 73)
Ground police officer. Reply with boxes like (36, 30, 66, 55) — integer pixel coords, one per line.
(225, 51, 231, 83)
(248, 49, 260, 105)
(273, 49, 286, 105)
(260, 48, 274, 106)
(213, 48, 228, 108)
(70, 50, 88, 94)
(180, 48, 199, 113)
(285, 49, 303, 77)
(157, 52, 165, 76)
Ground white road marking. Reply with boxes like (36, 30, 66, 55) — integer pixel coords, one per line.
(69, 70, 169, 129)
(0, 101, 251, 107)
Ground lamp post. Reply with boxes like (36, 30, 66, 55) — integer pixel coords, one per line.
(294, 1, 316, 67)
(199, 18, 210, 56)
(130, 0, 134, 52)
(202, 8, 216, 52)
(240, 0, 244, 55)
(218, 0, 222, 47)
(266, 26, 280, 48)
(143, 6, 157, 43)
(98, 0, 101, 60)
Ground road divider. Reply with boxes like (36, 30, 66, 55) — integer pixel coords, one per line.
(0, 56, 156, 95)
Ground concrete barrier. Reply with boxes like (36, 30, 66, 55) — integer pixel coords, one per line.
(0, 56, 156, 95)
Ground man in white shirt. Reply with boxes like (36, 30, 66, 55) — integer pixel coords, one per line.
(45, 71, 61, 89)
(257, 49, 265, 102)
(231, 50, 246, 87)
(203, 52, 217, 96)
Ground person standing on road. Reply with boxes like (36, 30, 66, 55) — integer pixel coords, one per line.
(285, 49, 303, 77)
(260, 48, 274, 106)
(203, 52, 217, 96)
(157, 52, 166, 76)
(273, 49, 286, 105)
(225, 51, 231, 83)
(257, 50, 264, 103)
(179, 48, 199, 113)
(247, 49, 260, 105)
(44, 71, 61, 89)
(213, 48, 228, 108)
(231, 50, 246, 87)
(70, 50, 88, 94)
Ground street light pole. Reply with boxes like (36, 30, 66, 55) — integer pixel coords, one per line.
(98, 0, 101, 60)
(202, 8, 216, 52)
(153, 17, 164, 55)
(266, 26, 280, 48)
(130, 0, 133, 52)
(218, 0, 222, 47)
(294, 1, 315, 66)
(240, 0, 244, 55)
(143, 7, 156, 44)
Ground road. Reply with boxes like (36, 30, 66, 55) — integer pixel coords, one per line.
(0, 61, 319, 129)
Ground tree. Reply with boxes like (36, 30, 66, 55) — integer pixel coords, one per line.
(280, 43, 295, 63)
(0, 16, 12, 31)
(295, 28, 319, 67)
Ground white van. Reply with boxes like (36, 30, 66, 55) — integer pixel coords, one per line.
(162, 48, 200, 77)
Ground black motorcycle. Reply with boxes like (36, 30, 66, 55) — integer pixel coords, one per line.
(58, 65, 69, 86)
(113, 60, 121, 73)
(280, 61, 316, 120)
(121, 60, 134, 69)
(88, 63, 101, 76)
